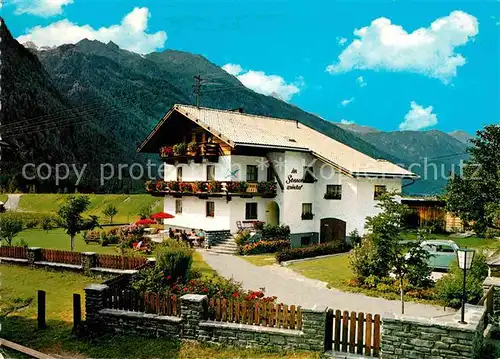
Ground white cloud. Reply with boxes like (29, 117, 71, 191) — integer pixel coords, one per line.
(11, 0, 73, 17)
(340, 119, 355, 125)
(356, 76, 367, 87)
(340, 97, 355, 107)
(327, 11, 478, 83)
(399, 101, 438, 130)
(17, 7, 167, 54)
(221, 64, 243, 76)
(222, 64, 303, 101)
(337, 37, 348, 46)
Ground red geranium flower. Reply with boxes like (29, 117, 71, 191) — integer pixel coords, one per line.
(232, 292, 239, 298)
(166, 275, 172, 281)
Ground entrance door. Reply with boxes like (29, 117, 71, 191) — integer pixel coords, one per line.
(266, 201, 280, 226)
(320, 218, 346, 244)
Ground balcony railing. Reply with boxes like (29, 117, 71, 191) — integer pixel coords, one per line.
(159, 142, 219, 163)
(145, 180, 277, 197)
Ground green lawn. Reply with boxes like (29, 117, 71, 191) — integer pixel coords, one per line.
(0, 265, 316, 358)
(0, 194, 8, 203)
(240, 254, 277, 266)
(18, 194, 163, 224)
(13, 228, 119, 254)
(288, 254, 353, 292)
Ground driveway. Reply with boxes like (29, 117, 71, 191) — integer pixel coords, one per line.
(199, 250, 456, 319)
(5, 194, 22, 211)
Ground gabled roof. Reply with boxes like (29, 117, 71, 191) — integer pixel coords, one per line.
(138, 104, 418, 179)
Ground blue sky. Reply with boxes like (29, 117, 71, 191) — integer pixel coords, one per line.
(3, 0, 499, 134)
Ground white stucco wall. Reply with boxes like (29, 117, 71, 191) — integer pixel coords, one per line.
(160, 152, 403, 236)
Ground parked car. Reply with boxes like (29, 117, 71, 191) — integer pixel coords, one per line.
(420, 240, 459, 270)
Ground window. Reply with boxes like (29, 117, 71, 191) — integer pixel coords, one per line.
(267, 167, 274, 182)
(325, 185, 342, 200)
(374, 185, 387, 199)
(206, 165, 215, 181)
(303, 166, 315, 183)
(175, 199, 182, 214)
(246, 165, 258, 182)
(301, 236, 312, 246)
(245, 203, 258, 220)
(301, 203, 313, 220)
(177, 167, 183, 181)
(206, 201, 215, 217)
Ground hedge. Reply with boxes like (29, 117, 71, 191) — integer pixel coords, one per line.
(240, 240, 290, 255)
(276, 241, 350, 263)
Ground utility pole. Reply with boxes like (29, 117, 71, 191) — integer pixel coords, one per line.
(193, 75, 202, 108)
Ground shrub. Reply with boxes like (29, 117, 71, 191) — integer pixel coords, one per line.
(276, 241, 348, 263)
(348, 229, 362, 246)
(485, 227, 500, 239)
(240, 240, 290, 255)
(100, 229, 120, 246)
(155, 240, 193, 281)
(349, 239, 380, 280)
(261, 224, 290, 240)
(234, 230, 251, 246)
(363, 275, 380, 289)
(138, 205, 152, 220)
(435, 251, 488, 308)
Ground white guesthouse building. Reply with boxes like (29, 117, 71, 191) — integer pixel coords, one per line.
(138, 104, 418, 247)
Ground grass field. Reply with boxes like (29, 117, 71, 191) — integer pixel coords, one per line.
(0, 264, 316, 358)
(13, 228, 119, 254)
(0, 194, 8, 203)
(18, 194, 163, 224)
(240, 254, 277, 266)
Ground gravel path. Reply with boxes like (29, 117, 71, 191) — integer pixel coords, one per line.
(5, 194, 22, 211)
(200, 250, 456, 319)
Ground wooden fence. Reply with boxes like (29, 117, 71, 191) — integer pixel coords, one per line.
(208, 298, 302, 330)
(0, 246, 28, 259)
(96, 254, 148, 270)
(41, 249, 82, 265)
(325, 309, 381, 357)
(478, 285, 494, 327)
(104, 289, 179, 316)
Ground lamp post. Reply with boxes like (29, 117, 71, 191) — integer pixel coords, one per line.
(457, 248, 475, 324)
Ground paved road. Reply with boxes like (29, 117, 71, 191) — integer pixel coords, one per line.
(5, 194, 22, 211)
(200, 250, 456, 319)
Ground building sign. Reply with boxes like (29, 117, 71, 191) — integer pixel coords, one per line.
(286, 168, 305, 190)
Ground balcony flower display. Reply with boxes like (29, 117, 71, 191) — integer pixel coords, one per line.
(172, 143, 187, 156)
(226, 181, 248, 193)
(145, 180, 155, 192)
(159, 146, 174, 158)
(187, 141, 199, 156)
(179, 182, 193, 193)
(156, 181, 169, 192)
(258, 181, 277, 194)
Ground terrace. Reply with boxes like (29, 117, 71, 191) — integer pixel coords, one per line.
(145, 180, 277, 198)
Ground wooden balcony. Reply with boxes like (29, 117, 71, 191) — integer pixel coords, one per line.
(145, 180, 277, 198)
(159, 142, 220, 164)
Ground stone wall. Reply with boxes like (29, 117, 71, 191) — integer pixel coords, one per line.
(381, 304, 486, 359)
(85, 285, 326, 352)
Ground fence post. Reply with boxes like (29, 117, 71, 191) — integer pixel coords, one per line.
(324, 309, 334, 351)
(81, 252, 96, 276)
(180, 294, 208, 340)
(73, 293, 82, 333)
(84, 284, 109, 333)
(37, 290, 46, 329)
(301, 305, 327, 353)
(27, 247, 42, 266)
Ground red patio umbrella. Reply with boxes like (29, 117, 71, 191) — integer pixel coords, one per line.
(135, 218, 156, 225)
(151, 212, 175, 219)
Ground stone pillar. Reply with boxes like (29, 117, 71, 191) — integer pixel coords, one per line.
(85, 284, 109, 332)
(301, 306, 327, 352)
(27, 247, 42, 265)
(81, 252, 96, 275)
(180, 294, 207, 340)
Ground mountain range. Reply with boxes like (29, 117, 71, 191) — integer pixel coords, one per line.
(0, 19, 472, 195)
